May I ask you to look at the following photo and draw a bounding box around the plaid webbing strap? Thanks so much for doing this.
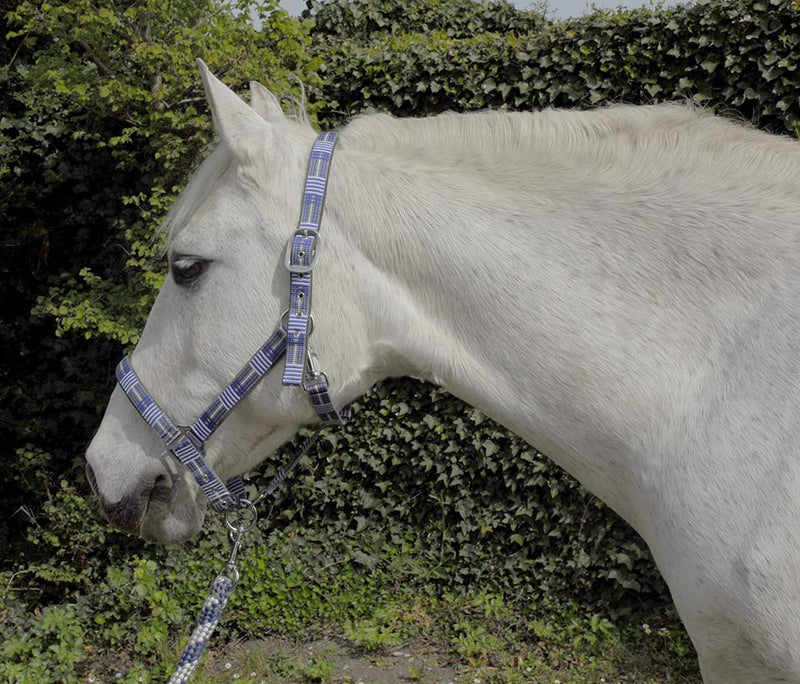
[116,326,289,511]
[283,131,338,386]
[307,380,352,425]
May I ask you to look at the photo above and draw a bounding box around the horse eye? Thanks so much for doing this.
[170,257,209,286]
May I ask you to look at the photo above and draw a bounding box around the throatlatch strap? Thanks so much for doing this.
[306,379,352,426]
[283,131,339,386]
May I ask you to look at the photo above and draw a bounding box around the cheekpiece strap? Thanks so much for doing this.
[191,326,288,441]
[283,131,339,386]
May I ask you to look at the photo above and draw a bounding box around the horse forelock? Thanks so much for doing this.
[161,145,234,250]
[162,92,315,250]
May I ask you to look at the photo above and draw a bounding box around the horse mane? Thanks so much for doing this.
[163,102,798,249]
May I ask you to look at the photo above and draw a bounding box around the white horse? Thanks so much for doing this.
[86,62,800,682]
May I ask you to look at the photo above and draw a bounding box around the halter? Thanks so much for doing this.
[115,132,351,512]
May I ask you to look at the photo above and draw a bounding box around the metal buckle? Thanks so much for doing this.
[302,371,329,392]
[284,228,321,275]
[224,500,258,535]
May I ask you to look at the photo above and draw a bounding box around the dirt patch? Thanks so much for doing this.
[208,636,470,683]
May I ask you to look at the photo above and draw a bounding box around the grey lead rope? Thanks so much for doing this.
[167,427,324,683]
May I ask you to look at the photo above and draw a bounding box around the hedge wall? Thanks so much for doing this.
[308,0,544,40]
[310,0,800,137]
[267,381,663,610]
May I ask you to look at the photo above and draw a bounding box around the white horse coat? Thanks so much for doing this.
[86,63,800,682]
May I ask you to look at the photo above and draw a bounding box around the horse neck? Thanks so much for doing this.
[328,116,653,525]
[329,109,798,531]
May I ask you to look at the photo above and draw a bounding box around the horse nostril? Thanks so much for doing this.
[88,467,169,534]
[150,473,172,504]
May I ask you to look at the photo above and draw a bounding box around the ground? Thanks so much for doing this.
[191,631,703,684]
[205,637,465,683]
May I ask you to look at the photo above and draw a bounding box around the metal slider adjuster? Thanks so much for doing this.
[167,425,204,452]
[279,309,314,336]
[285,228,321,274]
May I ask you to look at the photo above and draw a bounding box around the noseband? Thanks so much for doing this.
[115,132,350,512]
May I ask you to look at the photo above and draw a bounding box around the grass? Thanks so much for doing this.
[3,514,700,683]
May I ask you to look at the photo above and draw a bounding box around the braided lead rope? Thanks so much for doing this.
[168,574,235,684]
[167,426,324,683]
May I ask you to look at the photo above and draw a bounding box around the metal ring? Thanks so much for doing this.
[216,564,240,585]
[224,501,258,535]
[279,309,314,337]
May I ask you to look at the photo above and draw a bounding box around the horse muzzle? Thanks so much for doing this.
[85,461,169,533]
[86,458,204,543]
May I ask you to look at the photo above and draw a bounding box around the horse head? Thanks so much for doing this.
[85,63,377,542]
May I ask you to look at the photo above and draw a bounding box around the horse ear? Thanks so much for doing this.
[250,81,285,120]
[197,59,269,146]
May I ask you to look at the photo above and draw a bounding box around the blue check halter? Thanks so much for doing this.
[116,132,351,512]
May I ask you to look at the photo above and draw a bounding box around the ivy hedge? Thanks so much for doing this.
[273,381,663,606]
[307,0,544,40]
[309,0,800,137]
[3,0,800,677]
